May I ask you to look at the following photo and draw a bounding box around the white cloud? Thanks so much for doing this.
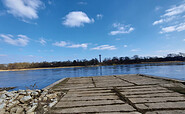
[96,14,103,19]
[52,41,67,47]
[77,2,87,5]
[155,6,162,11]
[3,0,43,19]
[109,23,134,35]
[0,34,29,46]
[131,49,140,52]
[62,11,94,27]
[91,45,117,50]
[67,43,88,49]
[183,39,185,41]
[53,41,88,49]
[123,45,128,48]
[163,4,185,17]
[39,38,46,45]
[153,3,185,33]
[153,16,176,25]
[160,23,185,33]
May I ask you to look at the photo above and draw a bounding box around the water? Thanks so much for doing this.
[0,62,185,90]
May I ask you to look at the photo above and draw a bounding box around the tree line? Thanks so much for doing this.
[0,53,185,70]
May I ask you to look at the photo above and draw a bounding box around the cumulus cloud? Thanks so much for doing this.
[155,6,162,11]
[3,0,43,19]
[153,3,185,33]
[160,23,185,33]
[109,23,134,35]
[52,41,67,47]
[96,14,103,19]
[163,3,185,17]
[39,38,47,45]
[153,16,176,25]
[0,34,29,46]
[67,43,88,49]
[123,45,128,48]
[77,2,87,5]
[131,49,140,52]
[53,41,88,49]
[91,45,117,50]
[62,11,94,27]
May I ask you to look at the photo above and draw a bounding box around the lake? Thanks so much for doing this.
[0,62,185,90]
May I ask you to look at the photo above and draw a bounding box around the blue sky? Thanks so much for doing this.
[0,0,185,63]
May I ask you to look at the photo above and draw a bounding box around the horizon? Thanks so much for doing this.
[0,0,185,64]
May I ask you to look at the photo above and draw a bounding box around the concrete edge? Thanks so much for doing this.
[43,78,67,90]
[138,74,185,83]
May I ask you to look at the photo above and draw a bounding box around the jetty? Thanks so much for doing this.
[48,74,185,114]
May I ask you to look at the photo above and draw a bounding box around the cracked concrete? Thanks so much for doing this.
[49,74,185,114]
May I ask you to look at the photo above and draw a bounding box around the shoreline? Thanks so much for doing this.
[0,61,184,72]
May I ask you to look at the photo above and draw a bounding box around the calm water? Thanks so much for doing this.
[0,62,185,90]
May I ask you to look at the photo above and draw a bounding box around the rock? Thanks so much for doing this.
[0,94,6,99]
[0,108,6,113]
[46,93,57,99]
[34,99,38,103]
[36,89,41,93]
[10,107,17,113]
[27,103,38,113]
[0,103,6,109]
[16,107,24,114]
[31,91,39,96]
[0,98,4,103]
[6,92,14,97]
[43,97,47,102]
[7,100,20,111]
[9,93,19,102]
[17,95,24,100]
[20,96,32,103]
[49,100,57,108]
[19,91,27,95]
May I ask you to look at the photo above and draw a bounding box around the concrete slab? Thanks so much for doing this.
[136,101,185,110]
[129,97,185,103]
[146,110,185,114]
[52,104,136,113]
[55,100,124,108]
[50,74,185,113]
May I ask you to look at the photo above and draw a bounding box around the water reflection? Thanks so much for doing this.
[0,62,185,90]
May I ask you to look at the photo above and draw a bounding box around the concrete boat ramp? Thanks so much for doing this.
[48,74,185,114]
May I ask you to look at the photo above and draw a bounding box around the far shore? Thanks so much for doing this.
[0,61,184,72]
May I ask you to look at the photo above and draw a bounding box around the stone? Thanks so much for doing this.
[0,94,6,99]
[27,104,38,113]
[9,93,19,102]
[10,107,17,113]
[19,91,27,95]
[53,104,136,113]
[43,97,48,102]
[5,92,14,97]
[17,95,24,100]
[0,103,6,109]
[7,101,20,111]
[16,107,24,114]
[0,109,6,114]
[20,96,32,103]
[49,100,58,108]
[0,98,4,103]
[46,93,57,99]
[31,91,39,96]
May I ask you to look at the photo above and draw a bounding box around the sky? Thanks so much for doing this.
[0,0,185,64]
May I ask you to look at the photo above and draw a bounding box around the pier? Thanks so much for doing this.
[48,74,185,114]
